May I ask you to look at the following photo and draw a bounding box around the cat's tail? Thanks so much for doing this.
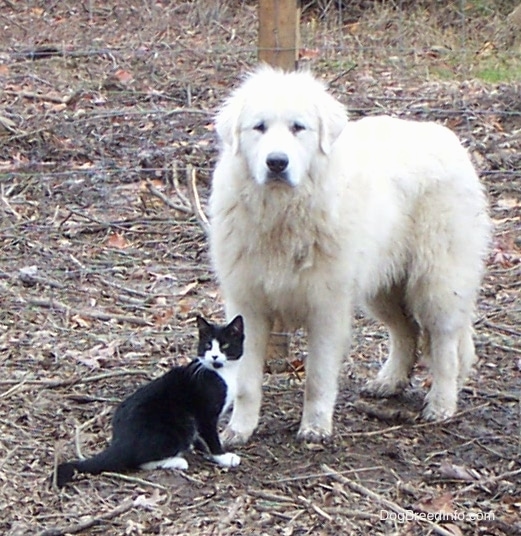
[55,445,132,487]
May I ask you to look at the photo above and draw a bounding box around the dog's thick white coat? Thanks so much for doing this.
[210,67,491,444]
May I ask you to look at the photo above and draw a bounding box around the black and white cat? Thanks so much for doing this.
[55,315,244,487]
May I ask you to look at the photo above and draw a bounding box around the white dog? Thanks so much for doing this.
[209,67,491,445]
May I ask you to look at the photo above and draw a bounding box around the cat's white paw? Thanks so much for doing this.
[141,456,188,471]
[212,452,241,468]
[162,456,189,471]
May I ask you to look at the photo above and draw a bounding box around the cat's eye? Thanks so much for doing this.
[205,342,212,350]
[221,343,230,350]
[253,121,266,133]
[291,122,306,134]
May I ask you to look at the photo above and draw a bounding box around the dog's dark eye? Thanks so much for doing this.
[291,122,306,134]
[253,121,266,133]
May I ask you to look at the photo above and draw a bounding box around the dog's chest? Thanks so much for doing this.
[252,200,335,269]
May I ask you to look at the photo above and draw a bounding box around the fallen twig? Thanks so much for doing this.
[322,463,456,536]
[0,377,29,399]
[0,369,148,388]
[4,89,67,104]
[26,297,152,326]
[74,407,112,459]
[18,268,65,289]
[262,465,383,485]
[486,341,521,354]
[186,164,210,236]
[145,179,193,215]
[38,499,134,536]
[218,496,245,530]
[454,467,521,497]
[298,494,333,522]
[103,471,169,489]
[462,386,519,402]
[171,160,190,207]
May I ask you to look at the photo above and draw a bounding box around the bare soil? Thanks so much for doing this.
[1,3,520,535]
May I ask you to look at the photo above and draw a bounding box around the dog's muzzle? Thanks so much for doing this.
[266,152,290,183]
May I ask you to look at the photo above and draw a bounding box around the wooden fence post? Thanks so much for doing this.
[258,0,301,71]
[258,1,300,366]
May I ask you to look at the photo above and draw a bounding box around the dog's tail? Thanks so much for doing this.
[55,445,132,487]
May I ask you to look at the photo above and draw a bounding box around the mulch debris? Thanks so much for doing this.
[1,2,520,535]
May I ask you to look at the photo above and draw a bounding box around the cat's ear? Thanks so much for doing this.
[227,315,244,337]
[196,315,212,334]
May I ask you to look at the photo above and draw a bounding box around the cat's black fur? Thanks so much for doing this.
[55,315,244,487]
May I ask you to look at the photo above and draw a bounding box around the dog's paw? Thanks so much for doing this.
[361,378,408,398]
[422,386,457,422]
[220,427,251,447]
[421,401,455,422]
[296,425,332,445]
[213,452,241,468]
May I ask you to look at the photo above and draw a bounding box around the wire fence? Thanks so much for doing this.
[0,1,520,207]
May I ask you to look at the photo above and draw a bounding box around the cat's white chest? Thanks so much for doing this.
[216,364,238,415]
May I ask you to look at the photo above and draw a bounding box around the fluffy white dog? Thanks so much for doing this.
[209,67,491,444]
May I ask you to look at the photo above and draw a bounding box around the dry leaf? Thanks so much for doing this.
[114,69,134,84]
[67,341,119,369]
[439,461,480,481]
[415,491,454,514]
[70,314,92,329]
[0,114,18,134]
[496,196,521,210]
[134,489,166,510]
[153,308,175,326]
[346,22,361,34]
[490,235,520,267]
[73,161,95,170]
[176,297,196,316]
[299,48,320,60]
[106,233,130,249]
[289,358,305,372]
[176,281,198,297]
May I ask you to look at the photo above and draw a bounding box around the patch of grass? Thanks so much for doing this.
[303,2,521,85]
[473,60,521,83]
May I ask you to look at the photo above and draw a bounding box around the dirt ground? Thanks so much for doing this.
[1,2,520,535]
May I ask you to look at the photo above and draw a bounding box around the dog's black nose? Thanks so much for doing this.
[266,152,289,173]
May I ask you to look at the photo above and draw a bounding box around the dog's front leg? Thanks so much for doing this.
[298,307,352,443]
[221,308,271,446]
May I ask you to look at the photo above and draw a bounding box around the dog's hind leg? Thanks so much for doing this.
[221,307,271,446]
[421,326,460,421]
[362,286,420,398]
[412,280,473,421]
[457,325,477,389]
[298,306,352,443]
[419,322,475,421]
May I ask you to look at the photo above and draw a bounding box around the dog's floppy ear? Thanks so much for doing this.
[318,95,348,154]
[215,96,243,155]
